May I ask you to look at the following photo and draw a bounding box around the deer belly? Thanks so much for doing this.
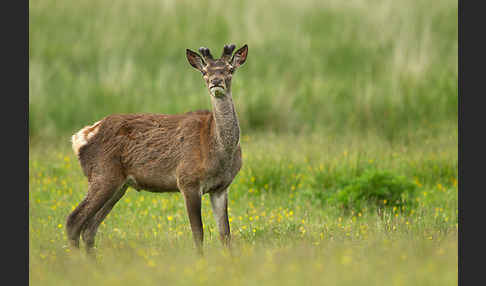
[126,172,179,193]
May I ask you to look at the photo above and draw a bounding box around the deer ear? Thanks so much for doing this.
[186,49,206,72]
[231,44,248,68]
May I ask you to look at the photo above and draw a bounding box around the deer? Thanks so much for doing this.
[66,44,248,255]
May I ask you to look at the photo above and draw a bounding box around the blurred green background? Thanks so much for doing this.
[29,0,457,142]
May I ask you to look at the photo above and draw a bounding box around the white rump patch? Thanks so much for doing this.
[71,120,101,156]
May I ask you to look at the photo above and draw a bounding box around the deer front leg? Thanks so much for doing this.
[210,189,231,248]
[181,187,204,255]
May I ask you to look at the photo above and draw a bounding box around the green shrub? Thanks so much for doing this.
[331,169,417,213]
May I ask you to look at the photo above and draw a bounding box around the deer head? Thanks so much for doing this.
[186,44,248,98]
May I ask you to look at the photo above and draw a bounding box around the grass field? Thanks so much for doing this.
[29,0,457,140]
[29,0,457,285]
[29,131,458,285]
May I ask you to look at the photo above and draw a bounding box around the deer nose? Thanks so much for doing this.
[211,78,223,87]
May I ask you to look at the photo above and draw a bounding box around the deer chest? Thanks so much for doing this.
[201,148,242,194]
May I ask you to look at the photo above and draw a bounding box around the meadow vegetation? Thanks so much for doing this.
[29,0,457,285]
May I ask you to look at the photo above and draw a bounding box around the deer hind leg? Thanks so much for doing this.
[210,189,231,248]
[65,172,125,250]
[81,183,128,252]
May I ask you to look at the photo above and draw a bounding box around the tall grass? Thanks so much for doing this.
[29,0,457,141]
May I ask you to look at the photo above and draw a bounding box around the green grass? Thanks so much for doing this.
[29,130,457,286]
[29,0,457,141]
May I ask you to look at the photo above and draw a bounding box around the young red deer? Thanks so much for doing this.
[66,44,248,254]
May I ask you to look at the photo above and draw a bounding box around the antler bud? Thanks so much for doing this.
[221,44,236,62]
[198,47,214,61]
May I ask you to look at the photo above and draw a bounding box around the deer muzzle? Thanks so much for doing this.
[210,86,226,98]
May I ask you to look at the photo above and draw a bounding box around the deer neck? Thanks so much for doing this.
[210,92,240,153]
